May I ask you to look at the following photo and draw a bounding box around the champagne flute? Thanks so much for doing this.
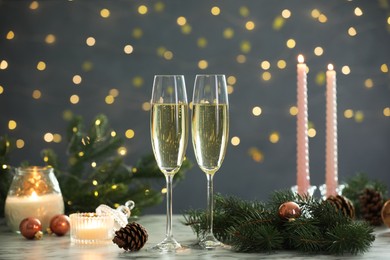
[150,75,189,252]
[192,74,229,249]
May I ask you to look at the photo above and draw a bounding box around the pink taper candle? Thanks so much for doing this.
[296,54,310,195]
[325,64,338,197]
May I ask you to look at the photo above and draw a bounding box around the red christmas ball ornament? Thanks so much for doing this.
[278,201,302,221]
[19,217,42,240]
[49,214,70,236]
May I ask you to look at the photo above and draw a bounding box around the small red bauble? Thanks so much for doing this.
[19,217,42,239]
[278,201,302,221]
[49,214,70,236]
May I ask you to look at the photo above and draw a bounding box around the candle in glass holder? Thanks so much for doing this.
[70,213,114,245]
[4,166,64,232]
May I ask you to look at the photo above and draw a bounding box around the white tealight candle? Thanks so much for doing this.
[70,213,114,245]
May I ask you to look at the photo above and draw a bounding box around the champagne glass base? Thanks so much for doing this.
[199,235,224,249]
[148,237,182,252]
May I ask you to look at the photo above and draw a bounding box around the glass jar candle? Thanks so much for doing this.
[70,213,114,245]
[4,166,64,232]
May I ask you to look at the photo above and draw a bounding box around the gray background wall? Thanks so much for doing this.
[0,0,389,214]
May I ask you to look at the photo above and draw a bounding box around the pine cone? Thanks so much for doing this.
[326,195,355,219]
[359,188,384,226]
[113,222,148,251]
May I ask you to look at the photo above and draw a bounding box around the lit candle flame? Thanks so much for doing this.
[297,54,304,63]
[328,64,334,70]
[30,191,38,200]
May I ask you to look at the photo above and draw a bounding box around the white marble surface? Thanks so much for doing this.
[0,215,389,260]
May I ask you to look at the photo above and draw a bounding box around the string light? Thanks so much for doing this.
[29,1,39,10]
[100,8,110,18]
[277,60,287,69]
[289,106,298,116]
[138,5,148,15]
[8,120,17,130]
[6,31,15,40]
[364,78,374,88]
[198,60,208,69]
[177,16,187,26]
[348,27,357,36]
[245,21,255,30]
[269,132,280,143]
[281,9,291,19]
[314,47,324,56]
[124,45,134,54]
[236,54,246,63]
[0,60,9,70]
[125,129,135,139]
[86,37,96,46]
[231,136,240,146]
[341,66,351,75]
[73,75,82,84]
[354,7,363,16]
[70,95,80,104]
[252,106,262,116]
[286,39,296,48]
[262,71,272,81]
[223,28,234,39]
[16,139,25,148]
[260,60,271,70]
[32,90,42,99]
[45,34,56,44]
[211,6,220,16]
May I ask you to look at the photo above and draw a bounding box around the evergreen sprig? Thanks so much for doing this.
[184,191,375,255]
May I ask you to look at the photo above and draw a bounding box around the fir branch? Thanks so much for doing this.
[184,191,376,255]
[325,222,375,255]
[229,224,283,252]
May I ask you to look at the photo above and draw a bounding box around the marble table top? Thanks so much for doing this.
[0,215,389,259]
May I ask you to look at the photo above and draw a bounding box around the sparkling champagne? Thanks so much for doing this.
[151,103,188,176]
[192,103,229,175]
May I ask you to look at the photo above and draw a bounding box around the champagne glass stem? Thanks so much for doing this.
[165,174,174,239]
[200,173,221,248]
[206,173,214,237]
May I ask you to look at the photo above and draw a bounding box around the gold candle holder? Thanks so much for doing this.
[70,213,114,245]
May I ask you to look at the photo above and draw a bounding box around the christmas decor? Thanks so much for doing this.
[4,166,64,232]
[184,191,375,255]
[19,217,43,240]
[70,212,115,245]
[49,214,70,236]
[278,201,301,221]
[113,222,148,251]
[342,173,388,223]
[20,114,191,215]
[359,188,384,226]
[381,199,390,228]
[326,195,355,219]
